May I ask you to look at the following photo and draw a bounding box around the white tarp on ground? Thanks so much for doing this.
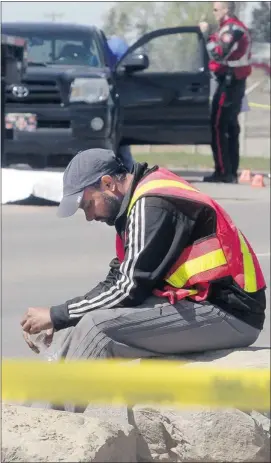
[1,168,64,204]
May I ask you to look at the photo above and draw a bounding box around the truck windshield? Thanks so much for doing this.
[2,30,102,67]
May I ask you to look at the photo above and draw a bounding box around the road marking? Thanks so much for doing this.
[249,102,271,110]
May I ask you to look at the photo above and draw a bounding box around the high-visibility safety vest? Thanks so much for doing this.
[207,16,252,80]
[116,168,265,303]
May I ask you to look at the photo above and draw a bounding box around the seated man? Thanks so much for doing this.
[22,149,266,368]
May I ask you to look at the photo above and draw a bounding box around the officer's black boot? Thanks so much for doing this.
[203,171,222,183]
[203,172,238,183]
[220,174,238,184]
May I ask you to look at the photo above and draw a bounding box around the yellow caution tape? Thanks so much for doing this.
[249,102,271,110]
[2,359,270,410]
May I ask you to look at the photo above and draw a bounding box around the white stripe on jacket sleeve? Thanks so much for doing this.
[68,197,146,318]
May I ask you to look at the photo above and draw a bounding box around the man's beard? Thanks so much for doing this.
[98,193,123,226]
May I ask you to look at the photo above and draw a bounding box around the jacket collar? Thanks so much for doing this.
[115,162,157,233]
[220,15,236,27]
[220,17,228,27]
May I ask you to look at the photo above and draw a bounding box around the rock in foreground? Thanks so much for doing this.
[133,406,270,462]
[2,402,270,462]
[2,404,137,462]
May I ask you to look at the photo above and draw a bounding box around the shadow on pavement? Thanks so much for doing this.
[6,196,59,207]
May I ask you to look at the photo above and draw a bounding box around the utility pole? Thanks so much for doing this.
[44,12,64,22]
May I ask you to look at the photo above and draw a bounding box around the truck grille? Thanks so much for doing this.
[6,79,62,104]
[37,120,70,129]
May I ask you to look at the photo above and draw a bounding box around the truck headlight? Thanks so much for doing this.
[69,78,109,104]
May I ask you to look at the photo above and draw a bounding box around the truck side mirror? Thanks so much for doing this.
[1,34,27,84]
[121,53,149,73]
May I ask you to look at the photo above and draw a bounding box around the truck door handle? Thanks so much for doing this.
[189,82,201,93]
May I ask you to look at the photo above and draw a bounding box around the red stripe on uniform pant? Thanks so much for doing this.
[215,92,227,174]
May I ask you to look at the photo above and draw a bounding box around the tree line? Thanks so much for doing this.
[102,1,270,44]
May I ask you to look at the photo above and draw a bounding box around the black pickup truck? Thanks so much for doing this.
[2,22,211,169]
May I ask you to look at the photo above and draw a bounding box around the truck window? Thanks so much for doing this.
[129,32,202,73]
[2,30,102,67]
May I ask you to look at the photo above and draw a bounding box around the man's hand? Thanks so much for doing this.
[21,307,53,334]
[199,21,209,34]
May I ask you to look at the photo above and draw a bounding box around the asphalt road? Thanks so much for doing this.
[2,180,270,358]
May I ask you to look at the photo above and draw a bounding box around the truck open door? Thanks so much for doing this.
[115,27,211,147]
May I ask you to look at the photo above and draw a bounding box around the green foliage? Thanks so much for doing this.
[102,1,158,40]
[251,1,271,43]
[102,1,214,69]
[102,1,213,41]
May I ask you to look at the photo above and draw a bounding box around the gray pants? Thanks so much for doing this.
[32,297,260,412]
[49,296,259,360]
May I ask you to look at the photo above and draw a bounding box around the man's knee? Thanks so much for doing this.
[72,312,97,338]
[66,311,111,359]
[75,309,114,333]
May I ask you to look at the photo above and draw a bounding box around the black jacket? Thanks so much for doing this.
[50,163,266,331]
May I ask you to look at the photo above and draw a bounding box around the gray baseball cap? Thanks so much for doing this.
[57,148,121,218]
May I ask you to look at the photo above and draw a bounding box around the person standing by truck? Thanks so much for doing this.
[107,35,135,172]
[199,1,252,184]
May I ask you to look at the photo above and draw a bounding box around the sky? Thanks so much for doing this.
[1,1,114,27]
[1,1,259,28]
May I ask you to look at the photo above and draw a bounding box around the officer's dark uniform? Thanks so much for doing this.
[204,15,252,183]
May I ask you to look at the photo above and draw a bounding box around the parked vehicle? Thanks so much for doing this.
[2,22,211,169]
[1,32,27,163]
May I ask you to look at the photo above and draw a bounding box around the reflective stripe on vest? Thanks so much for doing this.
[127,174,265,295]
[227,56,251,67]
[165,237,227,288]
[216,22,252,68]
[238,230,257,292]
[226,23,251,67]
[128,179,197,216]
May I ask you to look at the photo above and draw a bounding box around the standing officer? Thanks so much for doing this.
[199,2,252,183]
